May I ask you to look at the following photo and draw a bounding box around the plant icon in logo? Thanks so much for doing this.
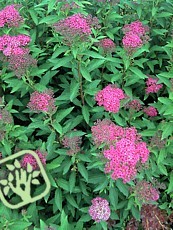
[0,150,50,209]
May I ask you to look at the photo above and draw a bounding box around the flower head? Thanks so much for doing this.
[21,150,47,170]
[28,90,56,113]
[122,32,143,49]
[145,77,163,94]
[143,106,158,117]
[89,197,111,222]
[125,99,142,111]
[98,38,115,53]
[62,130,82,155]
[53,13,100,45]
[95,84,125,113]
[134,180,159,204]
[0,4,23,28]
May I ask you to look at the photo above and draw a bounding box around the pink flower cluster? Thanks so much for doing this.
[99,38,115,53]
[89,197,111,222]
[62,131,82,155]
[21,150,47,170]
[91,119,124,146]
[125,99,142,111]
[134,180,159,204]
[0,4,23,28]
[0,34,30,56]
[28,90,56,113]
[91,120,150,183]
[145,77,163,94]
[54,13,100,44]
[95,84,125,113]
[122,21,149,51]
[143,106,158,117]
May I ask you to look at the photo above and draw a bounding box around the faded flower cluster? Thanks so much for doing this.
[89,197,111,222]
[145,77,163,94]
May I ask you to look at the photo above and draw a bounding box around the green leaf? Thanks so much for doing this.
[29,9,38,25]
[69,171,76,193]
[109,187,118,209]
[46,156,65,170]
[78,162,88,182]
[51,56,73,70]
[158,163,168,176]
[70,80,80,102]
[167,172,173,194]
[80,65,92,82]
[131,205,140,221]
[116,179,129,197]
[82,105,90,124]
[56,107,74,123]
[66,194,79,208]
[52,46,69,59]
[55,188,62,211]
[47,132,56,154]
[130,67,147,79]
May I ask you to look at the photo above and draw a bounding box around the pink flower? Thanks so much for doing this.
[53,13,100,45]
[99,38,115,53]
[91,119,124,146]
[89,197,111,222]
[143,106,158,117]
[123,21,147,36]
[134,180,159,203]
[62,130,82,155]
[95,85,125,113]
[122,32,143,49]
[28,90,56,113]
[145,77,163,94]
[21,150,47,170]
[0,4,23,28]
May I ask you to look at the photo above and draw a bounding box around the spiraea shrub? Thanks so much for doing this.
[0,0,173,229]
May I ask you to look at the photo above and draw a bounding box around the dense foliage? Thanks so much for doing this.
[0,0,173,229]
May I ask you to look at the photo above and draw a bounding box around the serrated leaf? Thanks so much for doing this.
[56,107,74,123]
[167,172,173,194]
[66,194,79,208]
[109,187,118,209]
[32,179,40,185]
[55,188,62,211]
[69,171,76,193]
[80,65,91,82]
[82,105,90,124]
[116,179,129,197]
[78,162,88,182]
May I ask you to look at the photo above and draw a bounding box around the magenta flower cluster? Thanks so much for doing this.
[89,197,111,222]
[134,180,159,204]
[0,34,30,56]
[54,13,100,44]
[122,21,149,51]
[143,106,158,117]
[145,77,163,94]
[0,4,23,28]
[27,90,56,113]
[99,38,115,53]
[21,150,47,170]
[95,84,125,113]
[92,120,150,183]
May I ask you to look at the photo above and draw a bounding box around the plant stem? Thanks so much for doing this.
[77,61,85,105]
